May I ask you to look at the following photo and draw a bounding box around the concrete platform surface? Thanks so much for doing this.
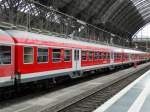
[94,64,150,112]
[0,62,150,112]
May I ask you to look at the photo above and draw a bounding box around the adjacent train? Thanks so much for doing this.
[0,29,149,87]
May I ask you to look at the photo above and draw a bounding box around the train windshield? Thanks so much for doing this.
[0,46,11,65]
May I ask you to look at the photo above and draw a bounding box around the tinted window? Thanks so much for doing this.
[0,46,11,64]
[52,49,61,62]
[88,51,93,60]
[94,52,99,60]
[117,53,120,58]
[104,52,107,59]
[82,51,87,61]
[37,48,48,63]
[99,52,103,59]
[64,50,71,62]
[24,47,33,64]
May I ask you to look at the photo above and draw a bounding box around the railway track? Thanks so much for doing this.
[41,64,150,112]
[0,65,118,102]
[0,62,149,112]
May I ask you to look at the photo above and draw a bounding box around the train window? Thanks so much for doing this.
[82,51,87,61]
[74,50,79,61]
[114,53,117,59]
[24,47,33,64]
[125,54,127,59]
[0,46,11,65]
[117,53,119,59]
[126,54,128,59]
[37,48,48,63]
[64,50,71,62]
[94,52,99,60]
[52,49,61,62]
[99,52,103,59]
[119,53,121,58]
[104,52,107,59]
[88,51,93,61]
[120,53,122,59]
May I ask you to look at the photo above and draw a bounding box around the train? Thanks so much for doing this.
[0,29,149,88]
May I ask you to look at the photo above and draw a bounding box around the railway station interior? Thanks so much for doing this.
[1,0,150,112]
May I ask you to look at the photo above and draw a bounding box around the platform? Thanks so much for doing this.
[0,62,150,112]
[94,67,150,112]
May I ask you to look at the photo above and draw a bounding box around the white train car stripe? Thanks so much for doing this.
[0,76,12,82]
[0,76,14,87]
[20,62,123,80]
[20,59,145,81]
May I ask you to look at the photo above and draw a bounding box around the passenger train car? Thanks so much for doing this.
[0,29,149,87]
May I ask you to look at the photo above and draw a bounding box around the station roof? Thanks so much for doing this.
[35,0,150,38]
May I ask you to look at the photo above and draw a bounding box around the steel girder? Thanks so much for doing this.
[77,0,108,22]
[31,0,150,38]
[53,0,73,8]
[110,2,137,31]
[89,0,116,24]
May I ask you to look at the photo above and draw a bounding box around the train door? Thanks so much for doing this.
[73,49,81,71]
[110,51,114,64]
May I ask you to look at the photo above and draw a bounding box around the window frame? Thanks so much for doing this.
[64,49,72,62]
[103,52,107,60]
[81,50,87,61]
[23,46,34,64]
[88,51,93,61]
[52,48,62,63]
[99,52,103,60]
[0,45,12,65]
[37,47,49,64]
[117,53,120,59]
[94,51,99,60]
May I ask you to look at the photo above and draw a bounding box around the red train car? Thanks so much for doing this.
[0,29,149,87]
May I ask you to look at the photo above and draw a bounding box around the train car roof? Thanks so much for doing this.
[0,29,14,45]
[124,48,146,54]
[7,30,114,50]
[6,30,147,54]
